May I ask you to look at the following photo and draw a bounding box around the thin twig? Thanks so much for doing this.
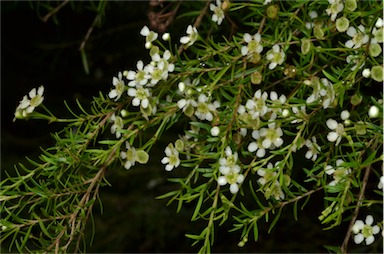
[79,13,101,51]
[40,0,70,23]
[340,165,372,253]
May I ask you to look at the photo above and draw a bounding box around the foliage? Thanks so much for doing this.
[1,0,383,253]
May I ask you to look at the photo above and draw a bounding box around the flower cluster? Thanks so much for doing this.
[324,159,351,186]
[120,142,149,170]
[256,162,287,200]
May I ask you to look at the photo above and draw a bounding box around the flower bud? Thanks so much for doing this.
[368,105,380,118]
[336,17,349,32]
[266,5,278,19]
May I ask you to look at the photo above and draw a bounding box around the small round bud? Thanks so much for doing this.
[175,139,184,151]
[282,109,290,118]
[368,105,380,118]
[362,68,371,78]
[145,42,152,49]
[162,33,170,41]
[251,71,262,85]
[178,82,186,92]
[211,126,220,136]
[120,109,129,118]
[340,110,350,120]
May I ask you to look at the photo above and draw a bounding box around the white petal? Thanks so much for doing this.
[29,88,37,98]
[248,142,258,152]
[218,176,227,186]
[140,26,149,36]
[256,148,266,158]
[243,33,251,42]
[127,88,136,97]
[262,139,272,149]
[326,119,338,130]
[365,236,374,245]
[161,157,169,164]
[109,90,117,99]
[365,215,374,225]
[229,183,239,194]
[180,36,190,44]
[165,164,174,171]
[327,132,338,142]
[354,234,364,244]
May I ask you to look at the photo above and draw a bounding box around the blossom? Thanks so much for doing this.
[126,60,150,87]
[194,94,220,121]
[305,77,335,109]
[218,170,244,194]
[127,86,151,108]
[245,89,269,119]
[180,25,198,47]
[161,143,180,171]
[304,136,320,161]
[110,113,124,138]
[259,122,284,149]
[108,72,125,101]
[140,25,158,49]
[266,44,285,70]
[345,25,369,49]
[241,33,263,56]
[326,118,345,146]
[210,0,225,25]
[352,215,381,245]
[120,142,138,170]
[325,159,351,186]
[14,86,44,121]
[217,147,244,194]
[325,0,344,22]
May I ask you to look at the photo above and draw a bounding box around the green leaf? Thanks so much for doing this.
[191,192,204,221]
[268,207,282,234]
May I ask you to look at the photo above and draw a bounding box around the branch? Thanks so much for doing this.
[40,0,70,23]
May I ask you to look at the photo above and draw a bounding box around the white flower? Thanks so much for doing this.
[345,25,369,49]
[127,86,151,108]
[140,26,158,49]
[108,72,125,101]
[241,33,263,56]
[126,60,150,87]
[266,44,285,70]
[325,159,351,186]
[326,118,345,146]
[180,25,198,47]
[340,110,350,120]
[259,122,284,149]
[210,0,225,25]
[194,94,220,121]
[218,171,244,194]
[305,77,335,109]
[352,215,380,245]
[325,0,344,22]
[161,144,180,171]
[245,89,268,118]
[305,136,320,161]
[110,113,124,138]
[14,86,44,121]
[120,142,137,170]
[218,147,244,194]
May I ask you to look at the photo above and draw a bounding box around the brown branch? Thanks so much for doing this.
[40,0,70,23]
[340,165,372,253]
[79,13,101,51]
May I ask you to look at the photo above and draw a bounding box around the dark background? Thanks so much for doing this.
[1,1,383,253]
